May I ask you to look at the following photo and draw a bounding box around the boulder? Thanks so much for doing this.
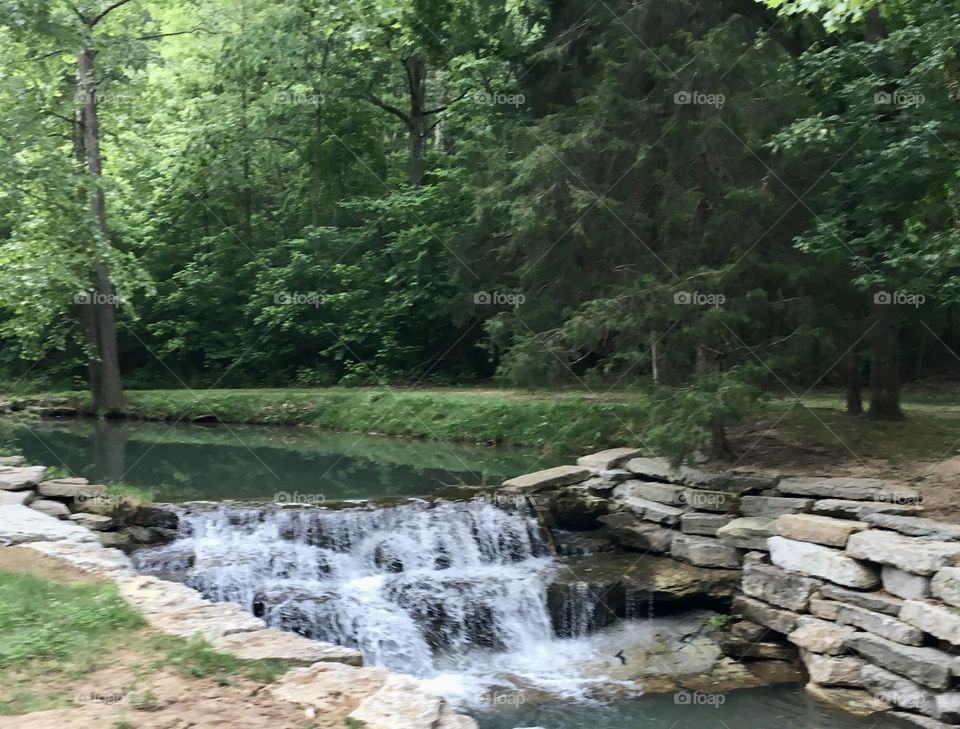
[844,634,955,690]
[732,595,800,635]
[768,536,880,589]
[29,499,71,519]
[117,574,210,614]
[813,499,923,519]
[0,465,47,491]
[0,455,25,466]
[680,512,733,536]
[98,531,135,552]
[576,448,641,470]
[900,600,960,645]
[0,504,96,545]
[883,566,932,600]
[774,513,868,547]
[777,477,918,502]
[742,561,821,612]
[130,504,180,529]
[597,513,674,553]
[717,517,773,549]
[611,486,685,525]
[832,602,923,646]
[818,583,903,617]
[623,457,680,482]
[740,495,813,519]
[211,629,363,666]
[349,673,450,729]
[859,664,938,716]
[931,567,960,607]
[804,683,889,717]
[846,530,960,576]
[731,620,766,642]
[671,534,741,569]
[787,616,856,655]
[502,465,593,492]
[861,513,960,541]
[801,651,864,686]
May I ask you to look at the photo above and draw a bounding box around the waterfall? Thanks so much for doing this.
[134,499,564,676]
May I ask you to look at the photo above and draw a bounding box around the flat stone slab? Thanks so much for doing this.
[117,574,210,614]
[862,513,960,541]
[36,479,106,501]
[616,480,685,505]
[682,487,738,513]
[0,490,33,506]
[732,595,799,635]
[29,499,71,519]
[502,465,593,492]
[680,511,732,536]
[768,536,880,589]
[576,448,641,470]
[860,664,937,716]
[900,600,960,645]
[67,512,114,531]
[598,513,674,553]
[740,495,813,518]
[832,602,923,645]
[931,566,960,606]
[846,530,960,576]
[742,561,821,612]
[19,540,133,577]
[720,637,797,660]
[819,583,902,617]
[774,513,868,547]
[0,456,25,466]
[0,465,47,491]
[144,601,266,640]
[717,517,773,549]
[883,566,931,600]
[671,533,741,569]
[211,629,362,666]
[801,651,863,687]
[271,662,390,716]
[349,672,446,729]
[813,499,923,519]
[788,616,855,655]
[0,504,96,545]
[612,486,685,525]
[778,476,918,502]
[845,633,955,690]
[804,682,889,717]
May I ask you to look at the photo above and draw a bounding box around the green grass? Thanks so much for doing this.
[5,385,960,463]
[0,570,290,716]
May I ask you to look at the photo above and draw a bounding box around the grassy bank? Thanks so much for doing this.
[5,386,960,463]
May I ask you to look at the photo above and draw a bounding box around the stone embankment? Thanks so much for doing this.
[0,459,477,729]
[507,448,959,727]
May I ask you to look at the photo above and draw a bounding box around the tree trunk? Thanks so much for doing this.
[650,331,667,385]
[696,342,734,460]
[404,56,427,187]
[842,319,864,415]
[78,47,126,415]
[868,299,903,420]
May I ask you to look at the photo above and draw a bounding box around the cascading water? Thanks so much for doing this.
[134,498,655,705]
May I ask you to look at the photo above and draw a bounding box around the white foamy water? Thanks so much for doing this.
[134,499,664,707]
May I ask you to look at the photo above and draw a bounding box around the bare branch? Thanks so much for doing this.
[360,94,410,125]
[90,0,137,27]
[423,90,470,116]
